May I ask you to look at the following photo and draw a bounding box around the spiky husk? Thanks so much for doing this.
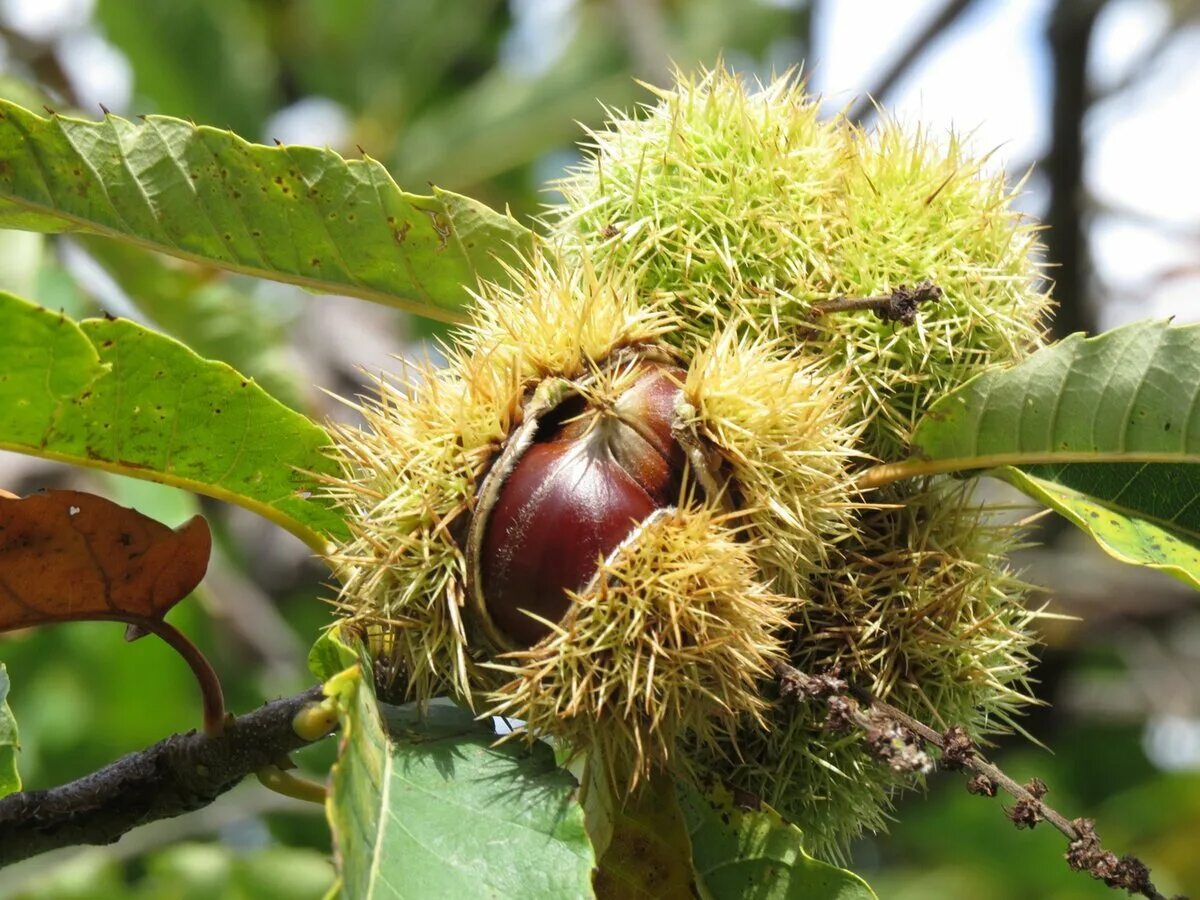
[326,253,671,703]
[700,482,1039,858]
[680,326,863,594]
[486,504,792,790]
[328,251,862,780]
[548,66,1050,457]
[327,64,1051,856]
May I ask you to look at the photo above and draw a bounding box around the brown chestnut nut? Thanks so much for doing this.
[468,362,686,648]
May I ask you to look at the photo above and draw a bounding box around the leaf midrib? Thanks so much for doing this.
[0,441,331,552]
[858,450,1200,490]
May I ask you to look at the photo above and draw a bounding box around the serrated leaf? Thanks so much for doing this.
[328,674,595,900]
[679,783,877,900]
[0,100,531,321]
[0,664,18,799]
[0,290,345,550]
[864,320,1200,590]
[79,236,304,408]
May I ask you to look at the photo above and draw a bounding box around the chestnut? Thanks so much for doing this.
[467,362,686,648]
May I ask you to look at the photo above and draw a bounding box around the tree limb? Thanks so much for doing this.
[0,686,328,866]
[771,660,1184,900]
[1044,0,1106,339]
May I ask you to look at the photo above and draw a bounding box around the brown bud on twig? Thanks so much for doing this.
[1066,819,1160,895]
[808,280,943,326]
[941,725,975,770]
[767,660,1181,900]
[823,695,856,733]
[966,773,999,797]
[1024,777,1049,800]
[1007,797,1044,830]
[865,718,932,775]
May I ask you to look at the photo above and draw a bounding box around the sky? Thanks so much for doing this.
[813,0,1200,328]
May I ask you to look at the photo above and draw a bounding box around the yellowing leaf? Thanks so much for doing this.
[593,772,695,898]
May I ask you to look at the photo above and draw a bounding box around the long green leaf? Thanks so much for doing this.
[79,236,304,407]
[0,291,344,550]
[997,466,1200,590]
[328,671,595,899]
[0,664,18,799]
[679,782,877,899]
[861,320,1200,589]
[0,100,530,322]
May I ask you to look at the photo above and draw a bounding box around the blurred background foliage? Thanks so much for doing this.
[0,0,1197,897]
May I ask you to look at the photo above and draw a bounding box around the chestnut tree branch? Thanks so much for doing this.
[770,660,1184,900]
[0,685,328,866]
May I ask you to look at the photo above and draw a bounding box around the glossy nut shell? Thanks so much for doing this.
[467,361,686,648]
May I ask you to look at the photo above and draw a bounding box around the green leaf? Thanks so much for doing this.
[0,100,531,322]
[307,625,358,683]
[0,290,345,550]
[679,782,877,900]
[0,664,18,799]
[79,236,304,408]
[328,671,595,900]
[863,320,1200,590]
[593,772,696,899]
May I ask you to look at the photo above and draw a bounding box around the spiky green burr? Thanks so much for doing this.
[327,249,860,788]
[328,64,1051,855]
[700,482,1039,857]
[548,67,1050,459]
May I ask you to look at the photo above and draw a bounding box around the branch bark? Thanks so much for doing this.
[0,686,327,866]
[1044,0,1106,339]
[770,660,1183,900]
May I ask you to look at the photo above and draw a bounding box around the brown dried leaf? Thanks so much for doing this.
[0,489,211,631]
